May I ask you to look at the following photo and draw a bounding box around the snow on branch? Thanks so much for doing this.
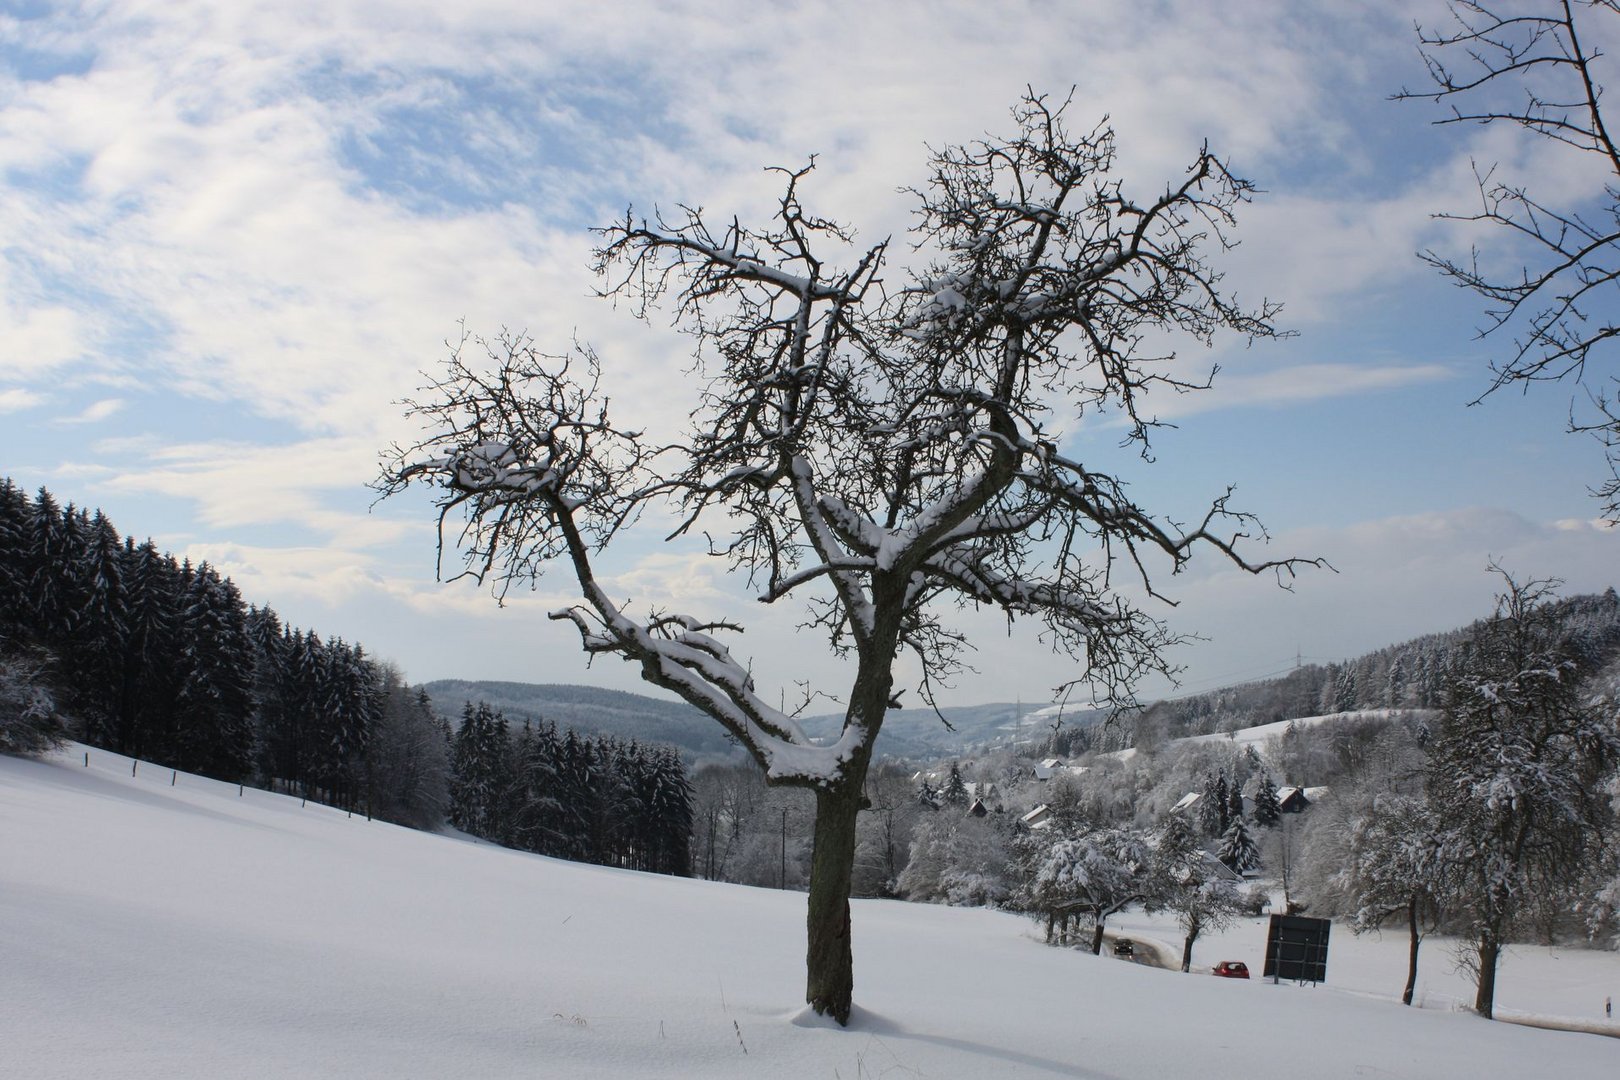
[382,88,1322,783]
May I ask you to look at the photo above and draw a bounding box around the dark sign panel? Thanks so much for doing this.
[1263,914,1330,983]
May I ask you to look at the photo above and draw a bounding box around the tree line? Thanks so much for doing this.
[0,478,694,875]
[1117,587,1620,749]
[0,478,402,808]
[448,701,693,876]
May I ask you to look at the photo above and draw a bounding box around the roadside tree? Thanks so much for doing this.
[1155,811,1244,972]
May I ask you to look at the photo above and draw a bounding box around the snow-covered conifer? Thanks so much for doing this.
[1216,816,1259,875]
[1252,774,1281,828]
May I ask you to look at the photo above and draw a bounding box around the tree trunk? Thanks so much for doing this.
[1181,933,1196,973]
[1090,919,1105,956]
[1474,933,1500,1019]
[805,780,864,1025]
[1402,897,1420,1007]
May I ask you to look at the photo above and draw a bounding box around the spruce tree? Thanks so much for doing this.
[68,510,129,742]
[0,479,30,634]
[117,539,182,759]
[1252,774,1281,828]
[649,745,694,876]
[448,701,480,831]
[1217,816,1259,875]
[25,489,70,642]
[171,563,255,781]
[1198,772,1223,837]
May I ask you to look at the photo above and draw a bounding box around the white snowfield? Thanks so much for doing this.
[4,746,1616,1079]
[1180,708,1425,751]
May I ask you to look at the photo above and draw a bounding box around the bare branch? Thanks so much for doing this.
[1402,1,1620,521]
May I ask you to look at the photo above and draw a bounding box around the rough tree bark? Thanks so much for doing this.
[1474,933,1502,1019]
[806,777,866,1023]
[1403,898,1421,1007]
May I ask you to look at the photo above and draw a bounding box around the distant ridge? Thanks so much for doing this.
[421,680,742,764]
[420,680,1107,764]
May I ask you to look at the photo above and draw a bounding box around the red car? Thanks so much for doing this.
[1212,961,1250,979]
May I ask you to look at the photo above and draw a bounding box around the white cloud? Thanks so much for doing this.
[0,387,45,413]
[92,435,408,549]
[54,397,124,424]
[1143,506,1620,699]
[1143,361,1457,421]
[11,0,1615,703]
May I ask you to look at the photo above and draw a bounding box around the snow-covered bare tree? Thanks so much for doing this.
[378,92,1314,1024]
[1428,568,1619,1018]
[1023,825,1154,954]
[1402,1,1620,520]
[1155,811,1243,972]
[897,810,1011,907]
[1337,793,1443,1006]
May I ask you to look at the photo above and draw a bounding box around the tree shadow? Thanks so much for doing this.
[792,1004,1128,1079]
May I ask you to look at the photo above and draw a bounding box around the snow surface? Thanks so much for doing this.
[5,746,1618,1079]
[1180,709,1418,752]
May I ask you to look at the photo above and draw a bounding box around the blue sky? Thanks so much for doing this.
[3,0,1617,709]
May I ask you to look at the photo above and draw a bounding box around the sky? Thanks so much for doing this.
[3,0,1618,711]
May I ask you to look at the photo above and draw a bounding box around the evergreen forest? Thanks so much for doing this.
[0,477,692,874]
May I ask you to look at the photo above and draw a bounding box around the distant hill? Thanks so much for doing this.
[420,680,1105,764]
[424,590,1620,765]
[1116,587,1620,751]
[421,681,743,764]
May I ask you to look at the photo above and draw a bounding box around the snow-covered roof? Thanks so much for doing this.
[1171,792,1202,813]
[1200,852,1244,882]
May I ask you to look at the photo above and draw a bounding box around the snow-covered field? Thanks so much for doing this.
[1181,708,1420,752]
[5,746,1617,1079]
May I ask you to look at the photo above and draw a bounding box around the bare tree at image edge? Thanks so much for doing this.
[378,93,1321,1026]
[1400,0,1620,520]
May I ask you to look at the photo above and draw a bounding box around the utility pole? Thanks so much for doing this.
[780,807,788,889]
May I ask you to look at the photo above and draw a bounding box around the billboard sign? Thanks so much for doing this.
[1263,914,1330,983]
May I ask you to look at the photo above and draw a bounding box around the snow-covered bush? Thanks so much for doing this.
[0,642,67,756]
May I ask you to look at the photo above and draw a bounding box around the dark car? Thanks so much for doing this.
[1112,939,1135,958]
[1212,961,1250,979]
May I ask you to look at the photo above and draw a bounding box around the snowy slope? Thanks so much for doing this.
[4,746,1616,1079]
[1180,708,1426,752]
